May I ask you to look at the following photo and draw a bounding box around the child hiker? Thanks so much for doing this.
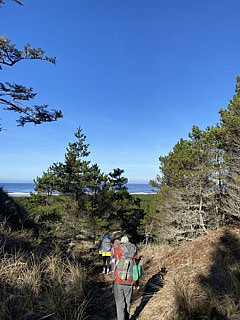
[99,235,112,274]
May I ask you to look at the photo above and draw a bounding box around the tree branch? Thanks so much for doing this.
[0,97,62,126]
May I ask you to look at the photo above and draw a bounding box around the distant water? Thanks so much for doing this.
[0,182,157,195]
[127,183,157,194]
[0,183,36,194]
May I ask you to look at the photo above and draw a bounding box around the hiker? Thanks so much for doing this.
[99,235,112,274]
[111,239,121,277]
[113,236,137,320]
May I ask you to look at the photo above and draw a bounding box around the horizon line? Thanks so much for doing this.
[0,180,151,184]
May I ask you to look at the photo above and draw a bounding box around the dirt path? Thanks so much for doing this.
[86,255,147,320]
[79,246,154,320]
[87,258,117,320]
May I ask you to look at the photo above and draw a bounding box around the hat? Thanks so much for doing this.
[121,236,129,243]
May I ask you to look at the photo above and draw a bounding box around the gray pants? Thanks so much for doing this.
[113,282,133,320]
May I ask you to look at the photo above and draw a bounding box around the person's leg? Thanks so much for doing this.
[106,256,110,274]
[110,257,115,276]
[102,256,107,273]
[123,285,133,319]
[113,283,125,320]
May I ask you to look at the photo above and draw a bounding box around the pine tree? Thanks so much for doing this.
[153,125,223,242]
[218,76,240,222]
[34,170,60,196]
[0,1,62,130]
[35,129,146,240]
[50,128,91,210]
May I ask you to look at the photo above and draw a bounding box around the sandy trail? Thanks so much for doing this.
[86,254,145,320]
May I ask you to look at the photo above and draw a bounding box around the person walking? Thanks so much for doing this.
[110,239,120,278]
[113,236,137,320]
[99,235,112,274]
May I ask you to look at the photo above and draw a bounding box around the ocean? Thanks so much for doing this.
[0,182,157,195]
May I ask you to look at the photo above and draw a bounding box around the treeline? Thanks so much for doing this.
[15,77,240,246]
[28,128,145,241]
[149,76,240,243]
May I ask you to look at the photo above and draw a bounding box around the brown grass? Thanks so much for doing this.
[131,225,240,320]
[0,250,89,320]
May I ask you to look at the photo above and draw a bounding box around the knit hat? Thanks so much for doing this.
[121,236,129,243]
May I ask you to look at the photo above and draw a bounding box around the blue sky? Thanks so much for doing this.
[1,0,240,183]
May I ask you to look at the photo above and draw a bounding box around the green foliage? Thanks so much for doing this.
[217,76,240,222]
[34,128,146,241]
[0,4,62,130]
[34,170,60,196]
[18,193,62,224]
[135,194,161,243]
[109,168,128,190]
[159,138,196,188]
[47,127,91,208]
[152,76,240,243]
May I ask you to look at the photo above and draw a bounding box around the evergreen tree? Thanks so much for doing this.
[107,168,145,239]
[35,129,146,240]
[84,164,113,237]
[152,125,224,242]
[34,170,59,196]
[0,1,62,130]
[158,137,196,188]
[109,168,128,191]
[138,195,160,244]
[218,76,240,222]
[50,128,91,211]
[152,76,240,243]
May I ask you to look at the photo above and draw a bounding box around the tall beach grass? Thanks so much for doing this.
[0,250,88,320]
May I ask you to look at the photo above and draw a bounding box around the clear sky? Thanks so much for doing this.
[1,0,240,183]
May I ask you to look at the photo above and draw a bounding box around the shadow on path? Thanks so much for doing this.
[130,267,167,320]
[198,229,240,319]
[87,259,117,320]
[173,229,240,320]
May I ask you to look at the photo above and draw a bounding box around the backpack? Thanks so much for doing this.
[101,238,111,252]
[117,242,136,281]
[133,263,142,281]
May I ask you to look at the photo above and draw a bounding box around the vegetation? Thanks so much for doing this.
[5,75,239,319]
[2,2,240,319]
[150,76,240,244]
[0,191,89,320]
[0,0,62,131]
[131,227,240,320]
[33,127,146,241]
[0,250,88,320]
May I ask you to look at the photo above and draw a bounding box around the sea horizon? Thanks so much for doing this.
[0,182,157,195]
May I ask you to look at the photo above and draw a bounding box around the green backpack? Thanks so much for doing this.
[133,263,142,281]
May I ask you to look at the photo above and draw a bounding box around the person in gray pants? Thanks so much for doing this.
[113,283,133,320]
[113,236,137,320]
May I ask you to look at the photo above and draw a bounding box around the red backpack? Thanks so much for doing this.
[114,242,136,284]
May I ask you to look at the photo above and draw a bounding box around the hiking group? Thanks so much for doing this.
[99,235,142,320]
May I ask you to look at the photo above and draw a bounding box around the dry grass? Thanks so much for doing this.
[0,250,89,320]
[132,225,240,320]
